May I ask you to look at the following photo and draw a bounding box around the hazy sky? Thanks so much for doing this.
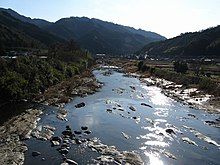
[0,0,219,38]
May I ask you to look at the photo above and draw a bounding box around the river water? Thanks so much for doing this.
[24,67,220,165]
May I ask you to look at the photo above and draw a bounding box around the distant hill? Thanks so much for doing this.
[0,8,166,55]
[44,17,166,54]
[137,26,220,59]
[0,8,52,28]
[0,11,64,49]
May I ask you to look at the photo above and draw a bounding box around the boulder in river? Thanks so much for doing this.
[74,131,82,135]
[165,128,176,134]
[51,140,60,146]
[204,120,220,128]
[141,103,153,108]
[106,109,113,113]
[129,86,136,90]
[61,163,69,165]
[84,130,92,135]
[188,114,196,118]
[129,106,136,111]
[32,151,41,157]
[75,102,86,108]
[31,124,55,141]
[62,130,72,136]
[51,136,62,143]
[121,132,130,139]
[58,148,69,155]
[182,137,198,146]
[66,159,78,165]
[81,126,88,130]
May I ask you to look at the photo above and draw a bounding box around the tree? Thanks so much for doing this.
[137,61,144,71]
[173,61,188,74]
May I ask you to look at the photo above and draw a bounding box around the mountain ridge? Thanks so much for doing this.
[137,25,220,59]
[0,8,166,55]
[0,10,65,49]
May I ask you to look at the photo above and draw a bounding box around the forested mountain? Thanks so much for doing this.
[0,8,52,28]
[0,11,64,49]
[44,17,166,54]
[0,8,166,55]
[137,26,220,59]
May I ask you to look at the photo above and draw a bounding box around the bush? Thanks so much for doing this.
[198,77,218,95]
[173,61,188,73]
[137,61,144,71]
[0,54,92,101]
[0,71,28,100]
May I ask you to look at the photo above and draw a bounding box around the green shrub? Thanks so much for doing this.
[173,61,188,74]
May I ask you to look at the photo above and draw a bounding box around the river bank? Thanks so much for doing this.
[34,69,102,108]
[0,68,101,165]
[107,59,220,113]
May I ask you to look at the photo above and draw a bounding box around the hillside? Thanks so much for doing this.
[0,11,64,50]
[0,8,52,28]
[44,17,166,54]
[137,26,220,59]
[0,8,166,55]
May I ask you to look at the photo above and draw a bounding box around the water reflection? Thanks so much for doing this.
[142,86,172,106]
[144,151,164,165]
[145,140,169,147]
[154,107,169,117]
[77,115,99,128]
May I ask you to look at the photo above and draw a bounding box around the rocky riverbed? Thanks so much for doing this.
[0,65,220,165]
[141,77,220,113]
[34,70,102,108]
[0,69,101,165]
[0,109,42,165]
[110,59,220,113]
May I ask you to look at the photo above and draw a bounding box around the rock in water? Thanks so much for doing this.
[51,140,60,146]
[51,136,62,143]
[182,137,198,146]
[129,106,136,111]
[32,151,41,157]
[62,130,72,136]
[141,103,153,108]
[81,126,88,130]
[74,131,82,135]
[129,86,136,90]
[58,148,69,155]
[165,128,175,134]
[75,102,85,108]
[60,163,69,165]
[121,132,130,139]
[66,159,78,165]
[163,151,177,160]
[84,130,92,135]
[106,109,113,113]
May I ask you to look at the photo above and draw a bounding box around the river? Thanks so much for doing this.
[24,66,220,165]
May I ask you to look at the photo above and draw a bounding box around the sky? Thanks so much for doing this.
[0,0,219,38]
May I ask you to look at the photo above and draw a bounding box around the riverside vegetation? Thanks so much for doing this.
[137,60,220,97]
[0,41,94,102]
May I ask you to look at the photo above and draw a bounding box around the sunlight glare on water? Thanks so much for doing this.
[142,86,172,106]
[144,151,164,165]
